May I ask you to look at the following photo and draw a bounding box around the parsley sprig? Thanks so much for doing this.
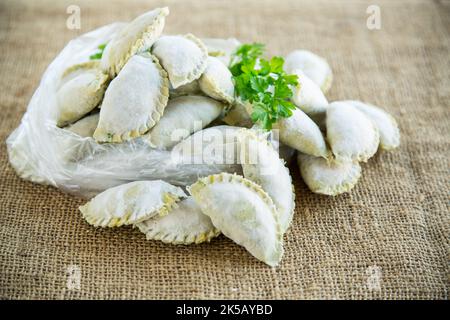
[229,43,298,130]
[89,43,107,60]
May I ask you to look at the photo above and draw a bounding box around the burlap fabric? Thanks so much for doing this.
[0,0,448,299]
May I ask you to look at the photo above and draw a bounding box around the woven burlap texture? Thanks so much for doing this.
[0,0,449,299]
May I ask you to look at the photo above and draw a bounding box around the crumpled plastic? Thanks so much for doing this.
[6,23,241,199]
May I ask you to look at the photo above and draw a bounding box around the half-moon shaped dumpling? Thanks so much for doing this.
[94,53,169,143]
[284,50,333,93]
[273,108,329,159]
[238,129,295,233]
[136,197,220,245]
[199,56,234,103]
[56,61,109,127]
[169,80,201,97]
[100,7,169,77]
[66,113,99,138]
[326,101,379,162]
[297,153,361,196]
[152,34,208,89]
[344,100,400,151]
[188,173,283,266]
[222,100,253,128]
[147,95,223,149]
[79,180,186,227]
[201,37,241,66]
[291,69,329,117]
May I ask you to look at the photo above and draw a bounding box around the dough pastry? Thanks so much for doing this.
[152,34,208,88]
[100,7,169,76]
[326,101,379,162]
[79,180,186,227]
[297,153,361,196]
[94,53,169,143]
[238,129,295,232]
[188,173,283,266]
[136,197,220,245]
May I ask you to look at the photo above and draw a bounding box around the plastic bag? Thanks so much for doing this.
[6,23,240,199]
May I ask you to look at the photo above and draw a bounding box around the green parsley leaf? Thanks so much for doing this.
[250,76,269,92]
[269,56,284,73]
[231,43,264,65]
[229,43,299,130]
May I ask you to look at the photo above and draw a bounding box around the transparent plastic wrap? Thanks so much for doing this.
[6,23,241,199]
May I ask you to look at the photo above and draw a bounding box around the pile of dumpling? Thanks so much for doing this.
[56,7,400,266]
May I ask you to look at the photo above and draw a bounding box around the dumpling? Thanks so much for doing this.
[343,100,400,151]
[79,180,186,227]
[273,108,329,159]
[152,34,208,88]
[326,101,379,162]
[201,37,241,66]
[56,61,108,127]
[136,197,220,245]
[94,53,169,143]
[188,173,283,266]
[169,80,201,97]
[66,113,99,138]
[100,7,169,77]
[147,95,223,149]
[238,129,295,233]
[284,50,333,93]
[297,153,361,196]
[199,56,234,104]
[290,69,329,117]
[222,100,253,128]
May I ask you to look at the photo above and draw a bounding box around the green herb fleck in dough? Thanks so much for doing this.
[89,43,107,60]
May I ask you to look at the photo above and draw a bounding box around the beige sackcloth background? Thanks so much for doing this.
[0,0,449,299]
